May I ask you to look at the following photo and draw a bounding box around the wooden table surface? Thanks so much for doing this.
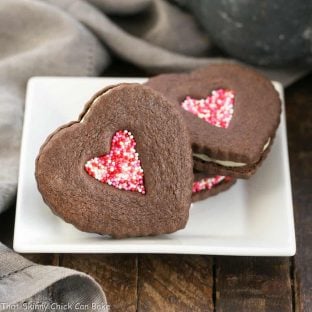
[0,65,311,312]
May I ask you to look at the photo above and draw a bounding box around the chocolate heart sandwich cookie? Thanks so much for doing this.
[145,64,281,178]
[36,84,193,238]
[192,172,236,203]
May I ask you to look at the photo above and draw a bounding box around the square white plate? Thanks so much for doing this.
[14,77,296,256]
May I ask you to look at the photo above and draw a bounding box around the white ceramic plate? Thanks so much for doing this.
[14,77,296,256]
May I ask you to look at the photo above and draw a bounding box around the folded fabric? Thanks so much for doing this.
[0,245,107,310]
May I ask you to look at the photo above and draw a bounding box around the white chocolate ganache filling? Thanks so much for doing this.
[193,139,271,167]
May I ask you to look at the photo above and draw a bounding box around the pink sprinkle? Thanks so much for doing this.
[181,89,235,128]
[192,176,231,193]
[85,130,145,194]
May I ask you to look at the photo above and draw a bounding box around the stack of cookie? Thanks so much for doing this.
[35,64,281,238]
[145,64,281,202]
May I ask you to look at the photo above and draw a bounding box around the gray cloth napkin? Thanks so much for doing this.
[0,245,108,310]
[0,0,308,307]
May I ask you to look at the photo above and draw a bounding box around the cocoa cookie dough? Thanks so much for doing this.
[36,84,193,238]
[145,64,281,178]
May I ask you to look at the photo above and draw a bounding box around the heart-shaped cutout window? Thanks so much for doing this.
[181,89,235,129]
[85,130,145,194]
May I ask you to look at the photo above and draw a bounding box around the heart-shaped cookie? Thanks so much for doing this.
[36,84,193,238]
[145,64,281,178]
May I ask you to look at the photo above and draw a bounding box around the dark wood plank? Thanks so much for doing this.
[138,255,213,312]
[215,257,292,312]
[22,253,58,265]
[286,74,312,312]
[61,254,137,312]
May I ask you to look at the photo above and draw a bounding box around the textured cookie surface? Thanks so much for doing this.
[145,64,281,178]
[36,84,193,238]
[192,172,236,203]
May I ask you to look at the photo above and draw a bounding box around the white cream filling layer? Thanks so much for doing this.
[193,139,271,167]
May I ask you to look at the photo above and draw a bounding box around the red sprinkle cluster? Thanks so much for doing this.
[181,89,235,128]
[85,130,145,194]
[192,176,231,193]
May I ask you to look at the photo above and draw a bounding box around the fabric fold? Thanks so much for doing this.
[0,245,107,309]
[50,0,226,73]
